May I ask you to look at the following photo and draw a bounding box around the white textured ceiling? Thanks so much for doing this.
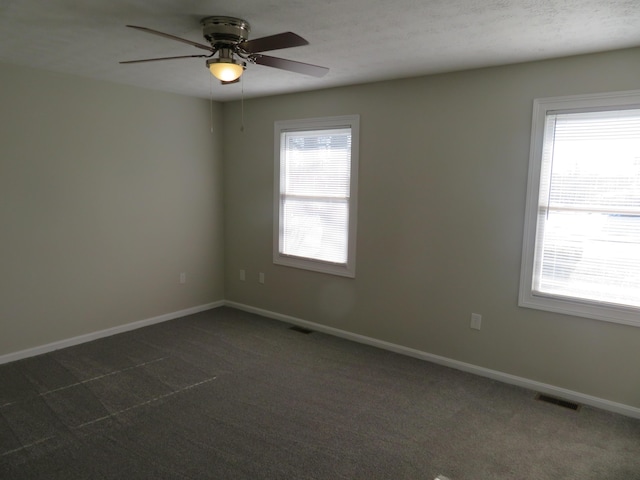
[1,0,639,101]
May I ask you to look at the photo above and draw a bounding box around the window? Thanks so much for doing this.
[274,115,359,277]
[519,91,640,326]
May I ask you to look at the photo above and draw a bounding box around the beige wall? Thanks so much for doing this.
[1,48,639,409]
[0,63,225,356]
[222,48,640,408]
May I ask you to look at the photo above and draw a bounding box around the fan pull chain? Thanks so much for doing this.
[240,74,245,132]
[209,75,214,134]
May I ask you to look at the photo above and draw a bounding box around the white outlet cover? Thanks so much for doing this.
[471,313,482,330]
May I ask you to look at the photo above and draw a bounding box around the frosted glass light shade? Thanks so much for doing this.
[208,59,243,82]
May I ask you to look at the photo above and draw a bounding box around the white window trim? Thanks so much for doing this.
[273,115,359,277]
[519,89,640,327]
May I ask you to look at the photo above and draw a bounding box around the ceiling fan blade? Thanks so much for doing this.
[253,54,329,78]
[120,54,209,64]
[240,32,308,53]
[126,25,215,52]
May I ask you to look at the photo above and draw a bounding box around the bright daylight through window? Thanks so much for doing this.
[274,115,359,277]
[519,91,640,326]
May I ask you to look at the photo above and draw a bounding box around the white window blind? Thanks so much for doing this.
[274,115,359,277]
[280,128,351,263]
[532,107,640,311]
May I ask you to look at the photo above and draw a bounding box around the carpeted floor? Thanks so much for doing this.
[1,307,639,479]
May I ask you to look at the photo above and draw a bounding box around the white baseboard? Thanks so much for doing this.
[225,300,640,420]
[4,298,638,420]
[0,301,224,365]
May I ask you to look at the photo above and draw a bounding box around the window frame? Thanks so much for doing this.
[273,115,359,277]
[519,90,640,327]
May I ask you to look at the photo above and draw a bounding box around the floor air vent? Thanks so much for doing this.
[536,393,581,411]
[289,326,313,334]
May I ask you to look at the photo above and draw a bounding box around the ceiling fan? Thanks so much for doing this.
[120,16,329,84]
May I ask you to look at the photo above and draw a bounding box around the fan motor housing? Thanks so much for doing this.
[201,16,250,46]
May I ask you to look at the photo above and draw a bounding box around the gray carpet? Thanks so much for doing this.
[1,307,639,479]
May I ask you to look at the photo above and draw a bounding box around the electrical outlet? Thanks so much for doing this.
[470,313,482,330]
[240,269,246,281]
[179,272,186,284]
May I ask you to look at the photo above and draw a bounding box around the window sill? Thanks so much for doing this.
[518,290,640,328]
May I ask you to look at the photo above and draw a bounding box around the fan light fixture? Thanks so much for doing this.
[207,57,244,82]
[121,18,329,83]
